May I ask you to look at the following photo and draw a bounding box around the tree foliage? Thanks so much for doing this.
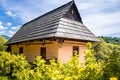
[93,38,112,60]
[0,36,7,51]
[100,36,120,45]
[103,45,120,79]
[82,42,104,80]
[0,50,104,80]
[0,52,30,80]
[93,38,120,79]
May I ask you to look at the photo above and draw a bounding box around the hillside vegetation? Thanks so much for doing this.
[1,35,10,40]
[0,35,7,51]
[100,36,120,45]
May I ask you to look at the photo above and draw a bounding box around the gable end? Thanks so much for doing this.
[63,2,83,23]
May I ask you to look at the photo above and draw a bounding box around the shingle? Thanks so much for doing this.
[6,1,99,45]
[55,18,99,41]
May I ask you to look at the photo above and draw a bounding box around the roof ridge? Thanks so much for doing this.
[23,1,74,26]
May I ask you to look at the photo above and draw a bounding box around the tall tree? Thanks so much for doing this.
[0,36,7,51]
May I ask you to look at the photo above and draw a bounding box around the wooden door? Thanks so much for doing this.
[41,47,46,59]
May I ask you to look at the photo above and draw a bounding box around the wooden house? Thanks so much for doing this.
[6,1,99,63]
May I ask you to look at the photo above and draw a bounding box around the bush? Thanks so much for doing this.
[0,51,104,80]
[0,52,30,80]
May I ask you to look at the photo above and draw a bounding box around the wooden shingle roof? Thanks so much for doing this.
[7,1,99,44]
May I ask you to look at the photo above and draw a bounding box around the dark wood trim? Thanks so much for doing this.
[6,36,94,45]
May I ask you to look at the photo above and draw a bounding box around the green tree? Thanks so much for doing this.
[103,45,120,79]
[93,37,120,79]
[0,36,7,51]
[93,38,113,61]
[100,36,120,45]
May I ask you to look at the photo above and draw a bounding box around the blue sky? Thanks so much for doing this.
[0,0,120,37]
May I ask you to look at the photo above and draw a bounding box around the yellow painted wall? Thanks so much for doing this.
[78,44,87,63]
[10,41,59,62]
[24,45,41,62]
[11,45,19,53]
[58,40,87,63]
[10,40,87,63]
[46,42,58,59]
[58,44,72,63]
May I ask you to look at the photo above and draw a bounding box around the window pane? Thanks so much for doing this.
[19,47,23,54]
[73,46,79,56]
[41,47,46,59]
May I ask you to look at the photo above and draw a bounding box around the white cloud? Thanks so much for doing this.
[0,21,5,30]
[1,0,120,37]
[77,0,119,11]
[91,25,120,36]
[0,30,5,35]
[7,22,12,26]
[6,11,16,17]
[83,12,120,29]
[11,26,20,30]
[80,9,120,36]
[0,22,6,35]
[8,30,16,37]
[1,0,70,23]
[7,25,20,36]
[11,27,17,30]
[77,0,120,36]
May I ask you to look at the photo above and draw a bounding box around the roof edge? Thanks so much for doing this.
[6,36,99,45]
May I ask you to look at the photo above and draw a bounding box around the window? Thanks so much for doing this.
[41,47,46,59]
[6,46,11,52]
[19,47,23,54]
[71,9,74,14]
[73,46,79,56]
